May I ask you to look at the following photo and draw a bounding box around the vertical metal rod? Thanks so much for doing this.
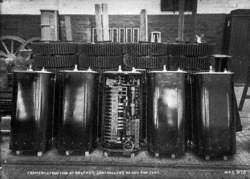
[191,0,198,42]
[64,16,73,41]
[102,3,110,41]
[178,0,185,41]
[140,9,148,41]
[95,4,103,42]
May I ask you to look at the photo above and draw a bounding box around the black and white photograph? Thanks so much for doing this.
[0,0,250,178]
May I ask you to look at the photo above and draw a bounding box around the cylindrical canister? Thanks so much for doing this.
[210,55,242,131]
[210,54,231,72]
[101,67,143,156]
[147,66,187,158]
[10,67,55,156]
[56,66,99,155]
[193,70,236,159]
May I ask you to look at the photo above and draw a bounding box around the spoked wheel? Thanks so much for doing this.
[22,37,40,49]
[20,37,41,66]
[0,36,41,70]
[0,35,26,64]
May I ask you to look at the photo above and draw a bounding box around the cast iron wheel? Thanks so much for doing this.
[0,35,26,64]
[22,37,41,50]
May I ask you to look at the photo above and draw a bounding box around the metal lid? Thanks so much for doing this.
[59,65,98,73]
[211,54,232,58]
[14,65,53,74]
[149,65,187,73]
[132,68,146,72]
[195,66,234,74]
[104,65,141,74]
[195,71,234,75]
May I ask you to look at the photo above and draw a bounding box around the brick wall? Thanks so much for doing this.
[0,14,226,52]
[0,15,40,40]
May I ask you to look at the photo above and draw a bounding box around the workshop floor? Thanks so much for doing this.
[1,86,250,179]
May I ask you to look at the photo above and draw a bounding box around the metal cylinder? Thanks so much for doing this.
[147,68,187,158]
[210,55,242,131]
[10,68,55,155]
[101,67,143,156]
[193,71,236,159]
[211,54,231,72]
[56,67,99,155]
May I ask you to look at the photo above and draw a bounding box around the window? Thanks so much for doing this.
[133,28,139,42]
[126,28,133,43]
[91,27,140,43]
[112,28,119,43]
[151,31,162,43]
[91,28,97,43]
[119,28,126,43]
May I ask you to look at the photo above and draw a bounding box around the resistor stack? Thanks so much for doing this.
[78,43,124,72]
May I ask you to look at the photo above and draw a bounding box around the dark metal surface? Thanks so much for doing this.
[193,72,236,158]
[210,54,232,72]
[56,70,99,153]
[124,56,167,70]
[101,71,143,155]
[226,10,250,83]
[78,55,124,70]
[168,56,211,72]
[10,70,55,153]
[147,71,186,157]
[185,73,195,143]
[0,73,13,116]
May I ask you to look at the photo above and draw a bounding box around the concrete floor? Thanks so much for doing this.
[1,125,250,179]
[1,86,250,179]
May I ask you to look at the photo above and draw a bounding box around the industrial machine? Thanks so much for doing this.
[192,69,236,160]
[56,66,99,155]
[101,66,143,157]
[10,67,55,156]
[5,41,239,161]
[147,66,187,158]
